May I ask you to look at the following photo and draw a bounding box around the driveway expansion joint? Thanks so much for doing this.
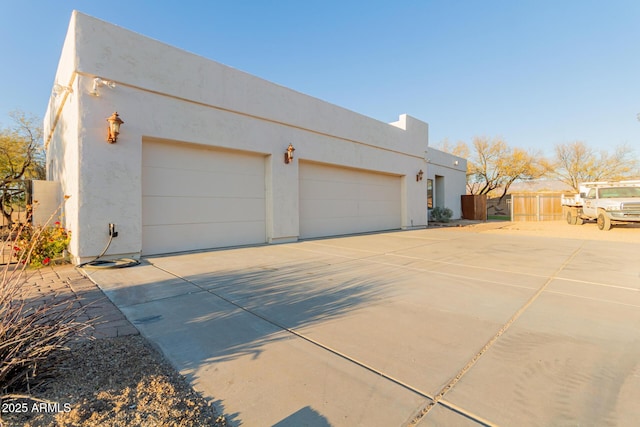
[407,241,586,426]
[148,262,438,404]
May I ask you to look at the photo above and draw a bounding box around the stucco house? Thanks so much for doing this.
[44,11,467,264]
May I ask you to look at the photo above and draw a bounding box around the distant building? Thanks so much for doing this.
[45,11,467,263]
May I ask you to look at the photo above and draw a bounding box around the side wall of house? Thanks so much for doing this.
[44,13,80,256]
[45,12,467,262]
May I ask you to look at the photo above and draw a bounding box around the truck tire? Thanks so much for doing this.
[597,211,612,231]
[576,216,584,225]
[566,210,577,225]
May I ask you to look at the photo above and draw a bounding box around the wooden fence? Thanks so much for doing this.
[510,192,564,222]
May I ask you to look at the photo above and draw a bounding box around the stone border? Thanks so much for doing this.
[22,264,138,339]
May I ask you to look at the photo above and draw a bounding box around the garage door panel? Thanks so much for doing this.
[142,196,265,226]
[143,166,264,199]
[303,216,388,237]
[143,141,260,174]
[362,187,395,201]
[300,180,361,200]
[143,221,265,255]
[142,140,266,255]
[299,162,401,239]
[301,218,355,236]
[299,199,359,220]
[358,200,397,213]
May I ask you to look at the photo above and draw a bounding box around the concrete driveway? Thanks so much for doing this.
[85,224,640,426]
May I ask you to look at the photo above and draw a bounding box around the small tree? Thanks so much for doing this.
[441,137,547,200]
[553,141,639,192]
[0,111,46,227]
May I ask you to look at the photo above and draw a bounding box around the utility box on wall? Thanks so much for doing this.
[30,180,62,226]
[461,194,487,220]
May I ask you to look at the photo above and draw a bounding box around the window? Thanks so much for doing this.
[427,179,433,209]
[599,187,640,198]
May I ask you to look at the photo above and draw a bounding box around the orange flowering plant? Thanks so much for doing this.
[13,221,71,267]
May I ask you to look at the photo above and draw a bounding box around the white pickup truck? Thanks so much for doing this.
[562,180,640,230]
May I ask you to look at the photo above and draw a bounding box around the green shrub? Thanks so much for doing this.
[13,222,71,267]
[430,206,453,223]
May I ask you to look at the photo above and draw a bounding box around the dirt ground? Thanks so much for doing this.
[1,335,228,427]
[433,218,640,243]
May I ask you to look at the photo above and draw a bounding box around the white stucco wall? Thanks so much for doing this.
[426,148,467,219]
[45,11,467,262]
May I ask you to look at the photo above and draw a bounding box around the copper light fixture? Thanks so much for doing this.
[416,169,424,182]
[106,112,124,143]
[284,143,295,164]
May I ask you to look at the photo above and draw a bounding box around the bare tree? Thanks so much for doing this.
[553,141,639,192]
[0,111,46,227]
[455,136,547,200]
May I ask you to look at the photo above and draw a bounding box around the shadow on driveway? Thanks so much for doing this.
[95,259,393,426]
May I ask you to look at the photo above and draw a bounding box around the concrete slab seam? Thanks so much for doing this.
[407,241,587,426]
[149,262,438,405]
[386,252,552,280]
[428,400,498,427]
[296,239,586,290]
[552,277,639,292]
[112,288,209,308]
[301,246,543,292]
[390,255,639,296]
[544,289,640,309]
[292,244,541,292]
[303,239,444,256]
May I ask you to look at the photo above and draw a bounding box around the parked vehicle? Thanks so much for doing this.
[562,180,640,230]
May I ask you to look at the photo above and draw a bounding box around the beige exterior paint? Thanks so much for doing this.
[45,11,467,263]
[299,161,402,238]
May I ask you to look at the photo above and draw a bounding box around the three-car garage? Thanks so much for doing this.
[141,139,404,255]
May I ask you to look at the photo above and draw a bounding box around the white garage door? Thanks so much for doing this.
[142,140,266,255]
[299,161,402,239]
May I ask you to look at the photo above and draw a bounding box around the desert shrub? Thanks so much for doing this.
[430,206,453,223]
[1,203,90,402]
[13,221,71,267]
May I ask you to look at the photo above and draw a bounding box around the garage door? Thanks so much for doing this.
[299,161,401,239]
[142,139,266,255]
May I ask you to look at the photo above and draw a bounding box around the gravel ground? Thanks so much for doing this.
[1,336,228,427]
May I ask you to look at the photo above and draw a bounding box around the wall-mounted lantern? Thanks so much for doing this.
[453,160,459,166]
[284,143,295,164]
[416,169,424,182]
[106,112,124,143]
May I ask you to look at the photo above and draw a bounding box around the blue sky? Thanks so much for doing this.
[1,1,639,157]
